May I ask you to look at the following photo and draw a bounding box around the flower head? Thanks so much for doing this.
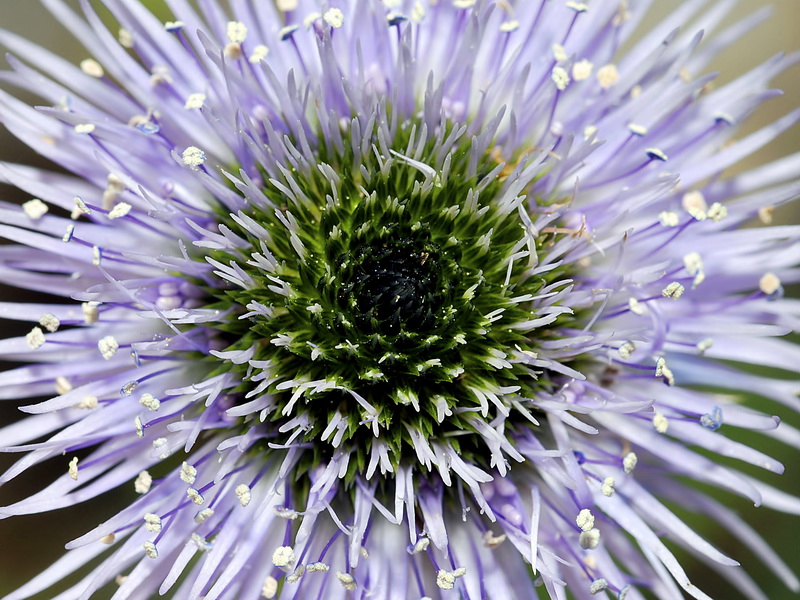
[0,1,799,599]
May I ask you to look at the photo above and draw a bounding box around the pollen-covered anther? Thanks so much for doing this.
[590,579,609,594]
[184,93,206,110]
[22,198,48,220]
[100,533,116,544]
[235,483,252,506]
[655,357,675,385]
[579,528,601,550]
[38,313,60,333]
[551,66,570,91]
[71,196,91,220]
[707,202,727,222]
[596,64,619,88]
[682,191,708,220]
[572,59,593,81]
[661,282,684,300]
[409,537,430,554]
[164,20,184,32]
[499,19,519,32]
[62,224,75,242]
[658,211,679,227]
[118,27,133,48]
[552,43,568,62]
[601,477,616,496]
[180,461,197,484]
[80,58,104,78]
[286,565,305,583]
[98,336,119,359]
[108,202,132,220]
[483,530,507,547]
[336,572,357,591]
[194,508,214,523]
[453,0,477,8]
[627,297,646,315]
[134,470,152,494]
[186,487,204,505]
[68,457,79,481]
[696,338,714,354]
[653,411,669,434]
[323,8,345,28]
[134,416,143,438]
[618,341,635,359]
[759,272,782,296]
[144,513,162,533]
[26,327,45,350]
[436,570,457,590]
[307,561,330,573]
[272,546,295,571]
[623,452,638,474]
[758,206,774,224]
[226,21,247,43]
[139,393,161,411]
[628,123,647,136]
[74,123,95,134]
[576,509,595,531]
[249,45,269,63]
[567,1,589,12]
[55,376,72,394]
[645,147,668,161]
[182,146,206,167]
[274,506,299,519]
[261,576,278,599]
[143,541,158,559]
[82,301,100,324]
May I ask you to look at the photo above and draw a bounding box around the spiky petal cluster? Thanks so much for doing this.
[0,1,799,600]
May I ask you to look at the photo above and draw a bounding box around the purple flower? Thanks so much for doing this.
[0,1,798,599]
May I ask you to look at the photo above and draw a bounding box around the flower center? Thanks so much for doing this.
[344,236,446,336]
[194,116,573,477]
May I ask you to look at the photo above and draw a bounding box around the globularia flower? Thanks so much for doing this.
[0,0,798,598]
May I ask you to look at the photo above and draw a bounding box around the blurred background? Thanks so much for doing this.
[0,1,798,598]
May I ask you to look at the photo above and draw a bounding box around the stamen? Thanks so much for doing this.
[22,198,48,220]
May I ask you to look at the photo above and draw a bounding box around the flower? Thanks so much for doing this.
[0,1,798,599]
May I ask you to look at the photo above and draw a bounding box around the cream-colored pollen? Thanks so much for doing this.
[653,411,669,434]
[180,461,197,484]
[596,64,619,88]
[658,211,679,227]
[572,59,593,81]
[551,66,570,91]
[68,456,79,480]
[185,93,206,109]
[235,483,252,507]
[601,477,615,496]
[39,313,60,333]
[579,528,601,549]
[249,45,269,64]
[623,452,638,474]
[22,198,48,220]
[576,509,595,531]
[682,191,707,220]
[227,21,247,43]
[98,336,119,359]
[82,302,100,324]
[55,376,72,394]
[74,123,95,134]
[134,470,152,494]
[26,327,46,350]
[272,546,296,570]
[261,576,278,599]
[80,58,104,78]
[552,43,567,62]
[759,272,781,295]
[182,146,206,167]
[118,28,134,48]
[662,282,685,300]
[108,202,132,220]
[436,570,456,590]
[323,8,345,28]
[144,513,162,532]
[143,541,158,559]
